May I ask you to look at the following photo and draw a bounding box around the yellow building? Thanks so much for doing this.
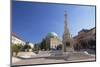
[45,32,62,50]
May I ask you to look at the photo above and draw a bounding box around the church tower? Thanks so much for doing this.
[62,11,73,52]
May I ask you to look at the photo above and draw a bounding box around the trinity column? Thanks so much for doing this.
[62,11,73,52]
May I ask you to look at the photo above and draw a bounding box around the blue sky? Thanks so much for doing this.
[12,1,95,43]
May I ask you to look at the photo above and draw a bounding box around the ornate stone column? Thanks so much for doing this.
[62,11,73,52]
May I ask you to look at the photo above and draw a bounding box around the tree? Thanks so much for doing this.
[40,39,50,51]
[11,44,22,56]
[23,44,31,52]
[33,44,39,54]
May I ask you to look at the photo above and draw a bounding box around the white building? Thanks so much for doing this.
[11,33,25,45]
[28,43,34,48]
[26,42,34,48]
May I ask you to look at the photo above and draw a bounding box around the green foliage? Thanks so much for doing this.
[40,39,50,51]
[23,45,31,49]
[33,44,39,54]
[11,44,23,56]
[22,42,32,52]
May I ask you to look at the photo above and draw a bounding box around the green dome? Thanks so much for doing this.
[46,32,58,38]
